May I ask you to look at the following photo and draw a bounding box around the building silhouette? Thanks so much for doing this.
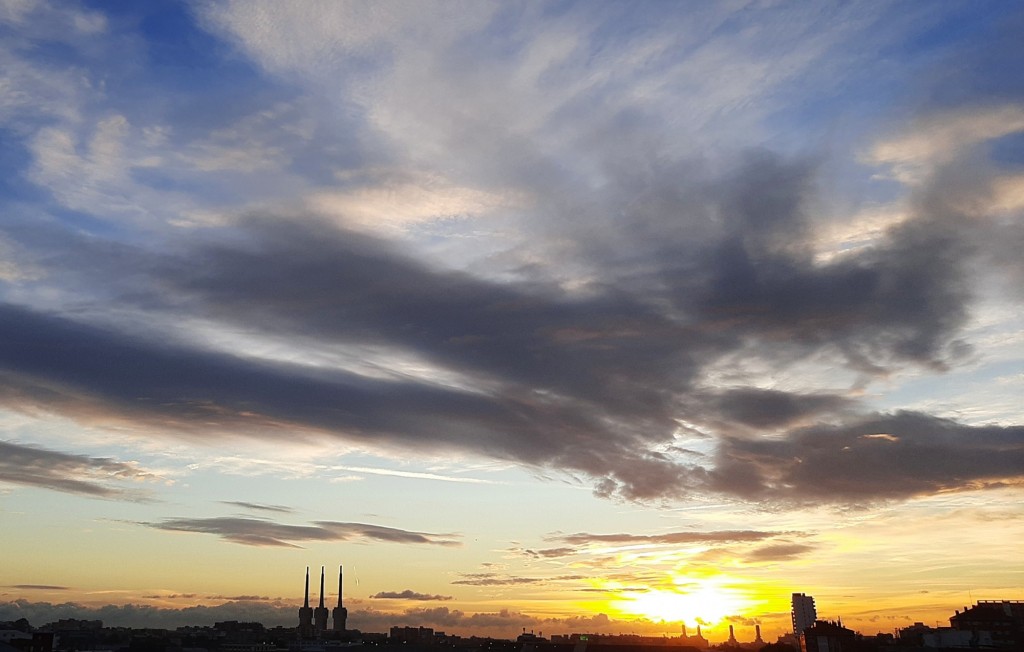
[950,600,1024,648]
[313,567,329,634]
[800,620,854,652]
[791,593,817,635]
[297,567,314,639]
[678,623,707,648]
[332,565,348,632]
[297,564,347,639]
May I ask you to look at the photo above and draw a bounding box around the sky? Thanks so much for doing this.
[1,0,1023,644]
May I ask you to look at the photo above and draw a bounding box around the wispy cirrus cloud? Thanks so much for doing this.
[328,465,493,485]
[143,516,461,548]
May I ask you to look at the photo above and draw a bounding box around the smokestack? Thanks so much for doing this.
[332,564,348,632]
[304,566,310,608]
[319,566,326,608]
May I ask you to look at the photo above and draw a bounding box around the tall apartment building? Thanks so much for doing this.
[792,592,817,635]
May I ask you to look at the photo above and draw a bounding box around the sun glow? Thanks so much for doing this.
[612,577,749,626]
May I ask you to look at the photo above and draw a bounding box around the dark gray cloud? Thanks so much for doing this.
[553,530,786,546]
[520,547,577,559]
[143,516,461,548]
[315,522,461,546]
[220,501,294,514]
[451,575,544,587]
[0,300,696,502]
[370,590,452,601]
[0,146,1019,505]
[451,573,583,587]
[711,411,1024,503]
[205,595,275,602]
[744,543,816,562]
[0,441,156,500]
[707,389,853,429]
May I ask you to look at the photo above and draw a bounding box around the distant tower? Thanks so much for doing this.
[754,624,764,645]
[792,592,817,635]
[298,567,314,638]
[332,565,348,631]
[681,623,687,638]
[727,625,737,646]
[314,566,330,633]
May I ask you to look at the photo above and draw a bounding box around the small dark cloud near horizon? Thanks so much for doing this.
[578,587,650,594]
[743,543,816,562]
[451,573,584,587]
[206,595,276,602]
[519,547,577,559]
[220,501,294,514]
[143,516,461,548]
[9,586,70,591]
[370,590,452,601]
[450,573,544,587]
[553,530,787,547]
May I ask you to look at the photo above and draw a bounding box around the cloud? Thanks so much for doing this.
[743,543,816,562]
[0,599,643,637]
[553,530,786,547]
[144,517,461,548]
[219,501,294,514]
[0,154,1006,505]
[0,441,158,500]
[328,466,492,485]
[0,144,989,504]
[205,595,273,602]
[8,586,69,591]
[520,547,577,559]
[1,2,1022,509]
[867,105,1024,183]
[0,599,297,630]
[315,522,461,547]
[450,573,584,587]
[711,411,1024,503]
[706,388,853,430]
[451,575,544,587]
[370,590,452,602]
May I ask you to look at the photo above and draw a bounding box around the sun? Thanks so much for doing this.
[611,577,748,626]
